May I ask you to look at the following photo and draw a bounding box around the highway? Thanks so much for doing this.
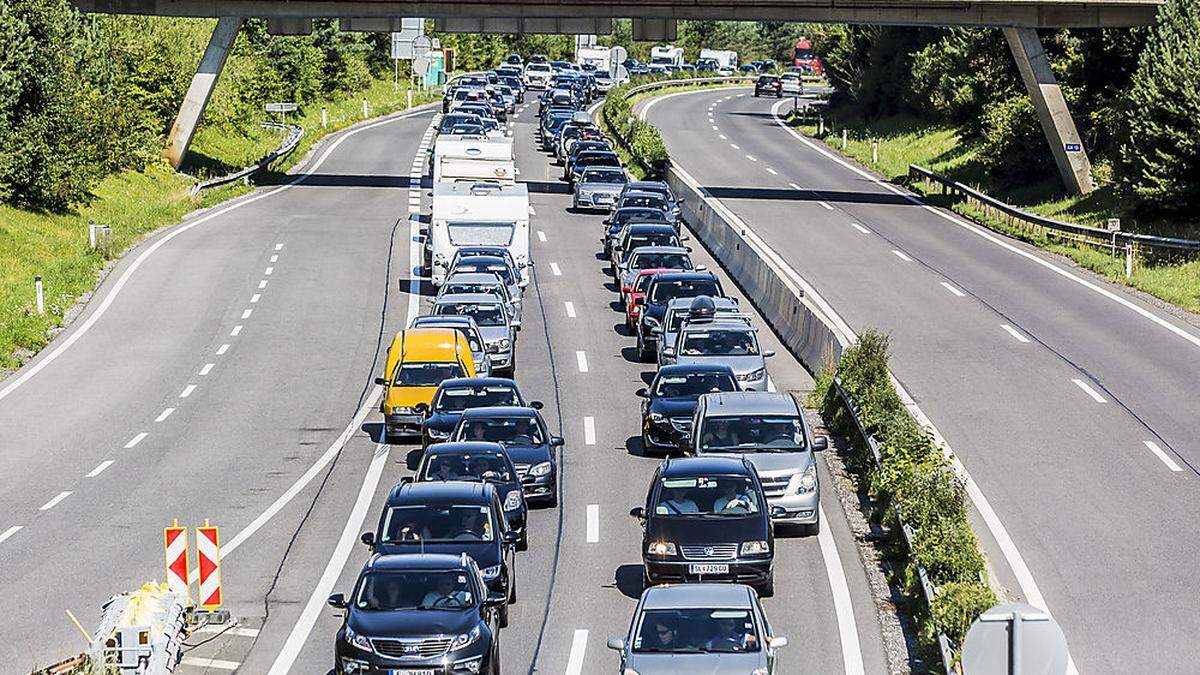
[646,86,1200,673]
[0,97,894,673]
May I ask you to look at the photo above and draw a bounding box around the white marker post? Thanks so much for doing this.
[842,129,848,150]
[321,106,327,129]
[362,98,369,119]
[872,140,879,165]
[88,219,96,250]
[1125,243,1134,279]
[407,90,413,109]
[35,276,44,315]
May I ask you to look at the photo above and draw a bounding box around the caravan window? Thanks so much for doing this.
[448,222,516,247]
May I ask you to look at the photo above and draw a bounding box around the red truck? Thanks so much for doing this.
[792,37,824,76]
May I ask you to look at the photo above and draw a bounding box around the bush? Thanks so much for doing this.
[978,94,1057,186]
[931,581,996,646]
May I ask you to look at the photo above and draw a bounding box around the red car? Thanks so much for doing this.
[625,268,684,329]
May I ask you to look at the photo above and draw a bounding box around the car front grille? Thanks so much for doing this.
[371,636,453,659]
[514,463,531,477]
[758,475,791,498]
[680,543,738,560]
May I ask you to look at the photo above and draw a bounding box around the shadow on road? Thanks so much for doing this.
[614,564,646,600]
[704,185,913,207]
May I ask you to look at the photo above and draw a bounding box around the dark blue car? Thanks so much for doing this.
[414,441,529,550]
[453,406,564,507]
[636,364,739,453]
[418,377,533,447]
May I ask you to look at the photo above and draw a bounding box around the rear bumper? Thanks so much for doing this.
[644,557,772,586]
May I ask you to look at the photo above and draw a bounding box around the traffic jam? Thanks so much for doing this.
[328,53,826,675]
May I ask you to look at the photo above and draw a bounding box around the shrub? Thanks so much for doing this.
[931,580,996,646]
[978,93,1057,186]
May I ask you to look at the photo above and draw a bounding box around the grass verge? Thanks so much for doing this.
[787,110,1200,315]
[0,80,438,372]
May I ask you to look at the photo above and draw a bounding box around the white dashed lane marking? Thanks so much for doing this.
[564,301,576,318]
[891,250,914,262]
[0,526,22,544]
[217,344,231,355]
[586,504,600,543]
[199,363,214,375]
[39,491,71,511]
[549,262,562,276]
[583,416,596,445]
[230,325,243,336]
[1001,324,1030,343]
[179,385,196,398]
[850,223,871,234]
[1072,379,1107,403]
[155,407,176,422]
[86,460,114,478]
[941,282,966,297]
[124,432,148,449]
[1143,441,1183,472]
[575,351,589,373]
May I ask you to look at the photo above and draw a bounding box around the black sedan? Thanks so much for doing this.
[636,271,725,361]
[754,74,782,98]
[637,364,739,453]
[565,150,622,185]
[418,377,532,446]
[414,441,530,550]
[602,207,673,257]
[453,406,564,507]
[631,456,777,596]
[330,553,503,675]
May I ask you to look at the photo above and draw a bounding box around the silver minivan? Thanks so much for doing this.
[664,316,774,391]
[607,583,787,674]
[690,392,828,534]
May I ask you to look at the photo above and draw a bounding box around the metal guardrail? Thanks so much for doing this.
[192,122,303,193]
[835,376,958,675]
[909,164,1200,259]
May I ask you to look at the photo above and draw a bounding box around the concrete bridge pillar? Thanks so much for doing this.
[164,17,241,169]
[1003,27,1095,195]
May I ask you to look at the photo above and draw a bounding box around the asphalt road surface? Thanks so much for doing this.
[647,86,1200,674]
[0,99,892,673]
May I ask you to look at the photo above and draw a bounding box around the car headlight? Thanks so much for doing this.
[530,461,553,477]
[623,670,641,675]
[642,315,660,329]
[741,540,770,556]
[737,367,767,382]
[426,427,450,440]
[648,411,666,423]
[450,625,481,651]
[647,541,677,556]
[579,189,594,197]
[344,625,371,651]
[389,406,416,415]
[481,564,502,580]
[503,489,522,511]
[791,464,818,494]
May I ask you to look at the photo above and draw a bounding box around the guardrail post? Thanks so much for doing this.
[407,89,413,109]
[872,139,879,165]
[362,98,369,119]
[321,106,327,129]
[842,129,847,150]
[35,276,44,315]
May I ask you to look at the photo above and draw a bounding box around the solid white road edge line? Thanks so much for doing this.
[1072,378,1107,403]
[565,629,589,675]
[586,504,600,543]
[181,657,239,671]
[1142,441,1183,472]
[0,107,435,404]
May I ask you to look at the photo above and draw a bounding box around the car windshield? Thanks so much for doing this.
[443,282,504,299]
[434,384,521,412]
[355,570,476,611]
[436,302,507,327]
[583,169,627,185]
[423,451,513,483]
[634,273,660,293]
[621,195,668,210]
[614,209,668,226]
[576,154,619,168]
[457,417,544,446]
[679,329,759,356]
[634,608,760,653]
[447,124,486,136]
[698,416,806,452]
[649,278,721,304]
[653,475,761,516]
[394,362,465,386]
[381,504,495,543]
[625,233,679,253]
[633,253,691,271]
[654,372,738,399]
[453,263,515,285]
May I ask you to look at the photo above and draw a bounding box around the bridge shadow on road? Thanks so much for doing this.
[258,172,419,189]
[704,185,914,207]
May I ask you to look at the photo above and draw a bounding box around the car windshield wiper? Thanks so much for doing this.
[635,647,710,654]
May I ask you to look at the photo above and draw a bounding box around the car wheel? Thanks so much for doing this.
[757,574,775,598]
[517,530,529,552]
[806,517,821,537]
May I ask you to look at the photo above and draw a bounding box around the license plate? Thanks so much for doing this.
[596,194,613,202]
[689,563,729,575]
[391,670,434,675]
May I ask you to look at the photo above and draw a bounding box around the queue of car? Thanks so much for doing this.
[526,60,831,670]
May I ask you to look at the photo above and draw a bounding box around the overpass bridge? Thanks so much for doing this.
[77,0,1162,194]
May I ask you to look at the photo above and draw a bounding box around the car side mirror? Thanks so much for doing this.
[530,400,545,410]
[606,638,626,651]
[629,507,646,520]
[602,218,612,225]
[813,435,829,451]
[413,402,429,415]
[695,265,707,271]
[327,593,347,609]
[770,636,789,649]
[484,591,507,607]
[374,377,388,386]
[360,531,375,547]
[770,505,787,518]
[398,475,414,485]
[511,320,522,329]
[635,388,649,399]
[763,350,776,358]
[550,436,565,447]
[503,531,521,544]
[685,247,693,253]
[662,347,675,357]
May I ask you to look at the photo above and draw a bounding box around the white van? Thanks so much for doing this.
[432,136,516,185]
[430,181,531,287]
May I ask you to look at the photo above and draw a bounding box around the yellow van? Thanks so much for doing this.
[376,327,476,440]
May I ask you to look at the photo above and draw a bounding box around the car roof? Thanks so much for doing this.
[453,255,512,268]
[622,190,667,200]
[667,295,738,310]
[366,552,469,572]
[444,272,504,284]
[424,441,508,456]
[700,391,799,416]
[388,480,494,505]
[628,181,669,190]
[436,376,518,389]
[656,363,737,377]
[682,317,754,332]
[661,455,753,478]
[641,583,753,610]
[651,271,717,282]
[624,223,676,234]
[632,246,689,255]
[391,327,469,361]
[459,406,538,419]
[435,293,506,305]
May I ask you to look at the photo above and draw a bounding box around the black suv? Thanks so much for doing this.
[754,74,782,98]
[330,553,503,675]
[418,377,532,447]
[413,441,529,550]
[631,456,778,596]
[453,406,564,507]
[636,272,725,361]
[361,481,519,626]
[636,364,739,453]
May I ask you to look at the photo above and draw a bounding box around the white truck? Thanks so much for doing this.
[429,181,531,287]
[432,136,516,185]
[649,45,684,68]
[698,48,738,74]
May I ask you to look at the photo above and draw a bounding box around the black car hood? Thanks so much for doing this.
[349,606,477,640]
[375,540,501,568]
[503,444,553,466]
[647,514,767,544]
[649,397,699,419]
[425,411,463,433]
[644,302,668,323]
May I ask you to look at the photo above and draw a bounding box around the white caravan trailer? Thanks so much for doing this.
[650,45,684,68]
[430,181,531,287]
[432,136,516,185]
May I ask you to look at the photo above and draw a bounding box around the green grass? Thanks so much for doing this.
[787,110,1200,314]
[0,79,438,372]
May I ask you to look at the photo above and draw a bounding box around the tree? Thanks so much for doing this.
[1114,0,1200,211]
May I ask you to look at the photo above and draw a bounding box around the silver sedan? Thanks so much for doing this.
[574,166,629,212]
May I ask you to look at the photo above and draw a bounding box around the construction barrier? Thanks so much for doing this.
[196,522,222,610]
[163,520,190,600]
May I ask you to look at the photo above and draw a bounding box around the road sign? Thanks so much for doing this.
[1065,143,1082,152]
[413,55,432,78]
[412,35,433,61]
[265,102,297,113]
[164,520,190,599]
[196,522,223,610]
[962,603,1069,675]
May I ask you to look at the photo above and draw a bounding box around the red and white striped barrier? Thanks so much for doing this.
[197,521,223,610]
[164,520,190,599]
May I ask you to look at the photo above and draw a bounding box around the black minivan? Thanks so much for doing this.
[631,456,778,596]
[362,481,519,626]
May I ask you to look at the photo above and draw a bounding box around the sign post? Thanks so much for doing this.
[265,102,298,140]
[962,603,1069,675]
[164,519,190,599]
